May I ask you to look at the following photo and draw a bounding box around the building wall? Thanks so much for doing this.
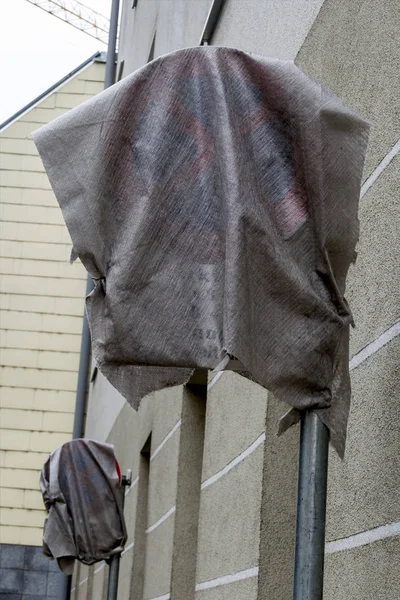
[72,1,399,599]
[0,544,60,599]
[0,58,105,560]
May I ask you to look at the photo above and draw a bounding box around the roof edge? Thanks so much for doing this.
[0,51,105,131]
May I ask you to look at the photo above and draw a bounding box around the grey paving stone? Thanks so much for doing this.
[0,594,21,600]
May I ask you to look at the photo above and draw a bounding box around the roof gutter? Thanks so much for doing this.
[0,52,105,131]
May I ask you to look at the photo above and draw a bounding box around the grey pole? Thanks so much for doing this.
[70,0,119,437]
[107,557,121,600]
[106,547,121,600]
[72,276,94,439]
[71,0,120,433]
[106,473,130,600]
[73,0,120,441]
[199,0,226,45]
[104,0,120,89]
[293,411,329,600]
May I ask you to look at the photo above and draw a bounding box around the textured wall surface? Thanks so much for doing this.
[0,59,105,548]
[73,1,399,599]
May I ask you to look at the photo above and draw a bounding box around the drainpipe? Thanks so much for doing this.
[199,0,226,45]
[293,412,329,600]
[104,0,120,90]
[71,0,120,442]
[57,2,121,599]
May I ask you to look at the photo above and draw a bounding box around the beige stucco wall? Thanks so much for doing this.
[0,59,105,546]
[67,1,398,599]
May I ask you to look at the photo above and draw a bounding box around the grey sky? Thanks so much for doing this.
[0,0,112,124]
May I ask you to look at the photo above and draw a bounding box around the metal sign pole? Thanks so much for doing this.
[106,554,121,600]
[107,472,131,600]
[293,411,329,600]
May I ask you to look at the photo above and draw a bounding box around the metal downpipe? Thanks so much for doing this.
[293,411,330,600]
[199,0,226,45]
[104,0,120,89]
[57,2,120,598]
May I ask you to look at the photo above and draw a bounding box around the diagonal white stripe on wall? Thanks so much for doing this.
[349,321,400,371]
[146,505,176,534]
[195,566,259,591]
[201,433,266,490]
[94,562,106,574]
[326,521,400,554]
[150,419,182,461]
[121,540,135,555]
[208,370,224,390]
[125,474,139,496]
[360,138,400,198]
